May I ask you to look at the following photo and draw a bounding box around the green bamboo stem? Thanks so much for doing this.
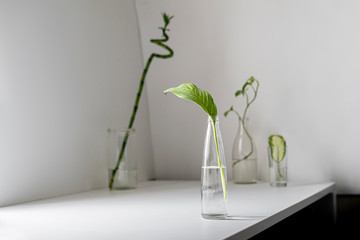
[109,13,174,189]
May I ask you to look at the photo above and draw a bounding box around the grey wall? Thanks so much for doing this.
[136,0,360,193]
[2,0,360,207]
[0,0,154,206]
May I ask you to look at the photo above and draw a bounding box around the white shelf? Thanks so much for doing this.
[0,181,335,240]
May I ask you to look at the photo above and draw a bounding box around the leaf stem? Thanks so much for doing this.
[109,13,174,189]
[210,118,227,200]
[277,162,284,179]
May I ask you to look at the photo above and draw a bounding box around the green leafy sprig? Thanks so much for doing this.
[268,135,287,179]
[109,13,174,189]
[164,83,227,199]
[224,76,259,166]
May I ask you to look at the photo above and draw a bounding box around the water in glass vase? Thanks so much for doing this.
[269,165,287,187]
[108,169,137,190]
[268,145,288,187]
[107,128,137,190]
[232,118,257,184]
[201,166,227,219]
[232,158,257,184]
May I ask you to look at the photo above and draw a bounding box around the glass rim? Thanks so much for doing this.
[207,115,219,120]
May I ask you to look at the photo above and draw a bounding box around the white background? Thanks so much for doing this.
[0,0,154,206]
[1,0,359,206]
[136,0,360,194]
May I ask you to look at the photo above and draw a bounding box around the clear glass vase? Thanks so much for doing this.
[201,116,228,219]
[232,118,257,184]
[107,128,137,190]
[268,146,287,187]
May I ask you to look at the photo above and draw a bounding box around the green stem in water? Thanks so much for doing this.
[277,162,284,179]
[109,13,174,189]
[210,117,227,200]
[224,108,255,166]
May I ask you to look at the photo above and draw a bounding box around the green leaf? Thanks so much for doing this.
[164,83,227,199]
[268,135,287,163]
[164,83,217,119]
[224,106,233,117]
[235,90,242,97]
[248,76,254,84]
[235,76,257,97]
[161,13,174,30]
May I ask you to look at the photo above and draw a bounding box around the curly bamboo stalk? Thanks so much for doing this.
[109,13,174,189]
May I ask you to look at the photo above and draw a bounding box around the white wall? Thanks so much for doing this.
[136,0,360,193]
[0,0,154,206]
[1,0,359,207]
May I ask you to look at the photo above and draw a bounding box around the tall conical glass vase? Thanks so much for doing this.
[201,116,228,219]
[232,118,257,184]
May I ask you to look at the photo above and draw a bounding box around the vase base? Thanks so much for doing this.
[112,186,137,190]
[233,181,257,184]
[108,169,137,190]
[270,182,287,187]
[201,213,227,220]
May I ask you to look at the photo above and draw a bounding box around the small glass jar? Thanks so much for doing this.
[107,128,137,190]
[268,146,287,187]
